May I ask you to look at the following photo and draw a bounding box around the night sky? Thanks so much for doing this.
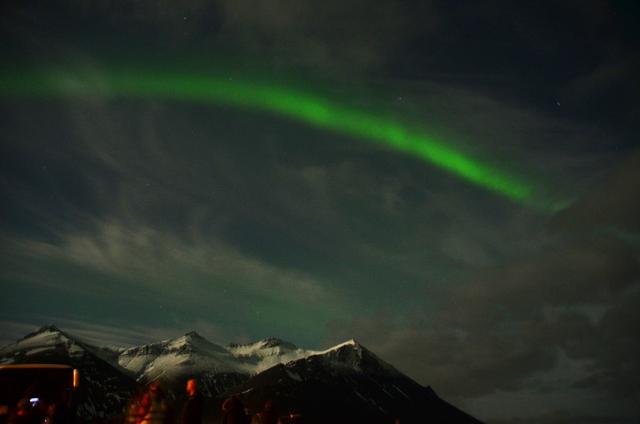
[1,1,639,422]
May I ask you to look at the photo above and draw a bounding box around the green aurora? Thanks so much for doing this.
[0,67,563,210]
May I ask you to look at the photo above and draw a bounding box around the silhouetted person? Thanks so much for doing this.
[181,379,204,424]
[251,400,279,424]
[221,395,248,424]
[139,381,174,424]
[124,390,146,424]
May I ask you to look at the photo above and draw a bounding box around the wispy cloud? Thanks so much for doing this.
[2,218,335,308]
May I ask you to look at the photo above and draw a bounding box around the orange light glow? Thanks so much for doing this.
[73,369,80,388]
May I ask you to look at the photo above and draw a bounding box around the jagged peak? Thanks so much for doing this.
[0,325,101,360]
[318,338,361,353]
[260,337,297,349]
[34,324,62,334]
[227,337,297,350]
[39,324,61,332]
[142,331,229,355]
[19,324,71,342]
[170,331,224,349]
[344,338,360,347]
[182,331,206,340]
[137,331,208,347]
[297,338,402,376]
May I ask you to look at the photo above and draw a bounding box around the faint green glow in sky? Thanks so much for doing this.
[0,67,558,209]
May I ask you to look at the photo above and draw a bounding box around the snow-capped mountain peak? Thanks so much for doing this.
[302,338,401,376]
[20,325,71,344]
[0,325,87,361]
[318,338,359,353]
[118,332,247,383]
[163,331,229,355]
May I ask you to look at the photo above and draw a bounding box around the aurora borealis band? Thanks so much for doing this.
[0,67,552,209]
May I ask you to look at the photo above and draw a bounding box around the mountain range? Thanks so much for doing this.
[0,325,482,423]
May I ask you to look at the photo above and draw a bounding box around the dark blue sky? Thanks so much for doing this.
[1,1,639,422]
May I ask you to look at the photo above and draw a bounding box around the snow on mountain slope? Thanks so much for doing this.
[0,325,85,361]
[226,337,315,373]
[119,333,333,382]
[118,331,250,382]
[0,325,128,372]
[227,337,298,358]
[305,339,402,375]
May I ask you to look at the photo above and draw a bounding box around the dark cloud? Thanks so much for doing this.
[327,235,640,419]
[2,0,436,77]
[570,288,640,397]
[216,0,436,74]
[492,410,638,424]
[549,151,640,233]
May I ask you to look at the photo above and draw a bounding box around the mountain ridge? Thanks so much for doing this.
[0,325,483,423]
